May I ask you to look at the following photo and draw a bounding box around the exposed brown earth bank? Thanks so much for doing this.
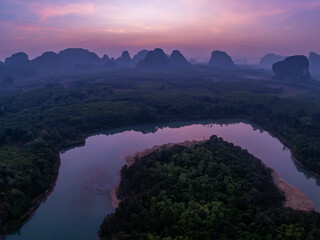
[271,171,315,211]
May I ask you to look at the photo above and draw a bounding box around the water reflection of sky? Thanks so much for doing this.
[7,120,320,240]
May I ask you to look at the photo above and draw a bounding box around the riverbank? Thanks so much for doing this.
[0,154,61,238]
[3,119,318,238]
[101,133,320,239]
[111,140,316,211]
[0,135,87,237]
[271,170,315,211]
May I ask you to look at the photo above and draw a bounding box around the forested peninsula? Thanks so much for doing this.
[100,136,320,240]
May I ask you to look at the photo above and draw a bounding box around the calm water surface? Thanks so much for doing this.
[7,120,320,240]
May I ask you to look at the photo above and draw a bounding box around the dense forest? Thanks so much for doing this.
[0,68,320,235]
[99,136,320,240]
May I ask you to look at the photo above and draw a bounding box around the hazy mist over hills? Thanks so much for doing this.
[1,1,320,239]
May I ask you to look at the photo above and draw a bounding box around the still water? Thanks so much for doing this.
[7,120,320,240]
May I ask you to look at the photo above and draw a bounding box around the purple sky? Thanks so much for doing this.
[0,0,320,61]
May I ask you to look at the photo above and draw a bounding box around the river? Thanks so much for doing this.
[7,120,320,240]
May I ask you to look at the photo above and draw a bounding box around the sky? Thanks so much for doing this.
[0,0,320,61]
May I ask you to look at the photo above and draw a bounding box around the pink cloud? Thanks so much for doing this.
[178,0,320,26]
[32,3,96,21]
[1,0,320,60]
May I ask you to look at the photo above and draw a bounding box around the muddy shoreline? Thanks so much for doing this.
[111,140,316,211]
[271,170,315,211]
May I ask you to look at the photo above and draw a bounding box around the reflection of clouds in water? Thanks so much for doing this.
[9,120,320,240]
[84,167,113,192]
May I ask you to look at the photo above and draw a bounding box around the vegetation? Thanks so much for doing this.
[1,76,14,88]
[99,137,320,240]
[0,143,58,234]
[0,68,320,235]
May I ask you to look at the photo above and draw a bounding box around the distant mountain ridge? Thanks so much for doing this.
[259,53,286,69]
[2,48,319,80]
[0,48,197,72]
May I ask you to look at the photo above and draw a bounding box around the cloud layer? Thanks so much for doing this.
[0,0,320,60]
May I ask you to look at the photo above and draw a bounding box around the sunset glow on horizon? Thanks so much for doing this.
[1,0,320,61]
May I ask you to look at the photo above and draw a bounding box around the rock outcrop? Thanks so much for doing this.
[2,48,112,75]
[136,48,171,70]
[209,50,234,68]
[32,51,60,70]
[309,52,320,77]
[3,52,37,78]
[115,51,132,68]
[102,54,116,68]
[272,55,311,81]
[5,52,29,66]
[259,53,285,69]
[169,50,191,68]
[132,50,149,67]
[57,48,101,69]
[102,54,111,63]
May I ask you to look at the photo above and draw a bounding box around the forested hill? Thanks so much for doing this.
[99,136,320,240]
